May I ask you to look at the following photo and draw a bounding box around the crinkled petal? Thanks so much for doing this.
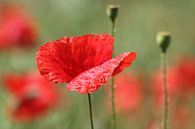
[112,52,136,76]
[36,34,113,83]
[67,52,136,94]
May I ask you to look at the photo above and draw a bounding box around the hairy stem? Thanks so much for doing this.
[111,20,117,129]
[161,53,169,129]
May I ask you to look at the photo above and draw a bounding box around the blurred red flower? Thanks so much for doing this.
[153,56,195,106]
[3,73,59,121]
[0,4,38,49]
[176,57,195,93]
[36,34,136,94]
[152,68,179,106]
[114,73,143,113]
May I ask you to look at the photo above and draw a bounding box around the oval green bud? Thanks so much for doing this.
[107,5,119,23]
[156,31,171,53]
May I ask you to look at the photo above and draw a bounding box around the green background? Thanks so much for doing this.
[0,0,195,129]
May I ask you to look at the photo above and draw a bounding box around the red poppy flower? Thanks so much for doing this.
[152,68,179,106]
[114,73,143,113]
[0,4,38,49]
[36,34,136,94]
[3,73,59,121]
[176,57,195,92]
[153,56,195,106]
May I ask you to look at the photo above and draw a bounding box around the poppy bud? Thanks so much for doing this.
[107,5,119,23]
[156,31,171,53]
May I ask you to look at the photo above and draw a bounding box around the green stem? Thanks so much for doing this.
[111,20,117,129]
[111,21,116,38]
[161,53,169,129]
[87,93,94,129]
[111,77,116,129]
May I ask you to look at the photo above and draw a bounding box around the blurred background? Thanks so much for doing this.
[0,0,195,129]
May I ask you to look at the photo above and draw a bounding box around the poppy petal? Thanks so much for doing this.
[112,52,136,76]
[36,34,114,83]
[67,52,136,94]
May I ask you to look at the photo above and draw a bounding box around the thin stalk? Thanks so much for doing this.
[161,53,169,129]
[87,93,94,129]
[111,77,116,129]
[111,22,116,38]
[111,20,117,129]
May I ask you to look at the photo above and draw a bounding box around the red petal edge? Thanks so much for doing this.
[36,42,72,83]
[67,52,136,94]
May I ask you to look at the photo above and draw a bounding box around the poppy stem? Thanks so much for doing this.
[107,5,119,129]
[111,21,116,38]
[161,53,169,129]
[110,17,117,129]
[111,12,117,129]
[87,93,94,129]
[111,77,116,129]
[157,31,170,129]
[111,18,117,129]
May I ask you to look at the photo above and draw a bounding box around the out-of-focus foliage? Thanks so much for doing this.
[0,0,195,129]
